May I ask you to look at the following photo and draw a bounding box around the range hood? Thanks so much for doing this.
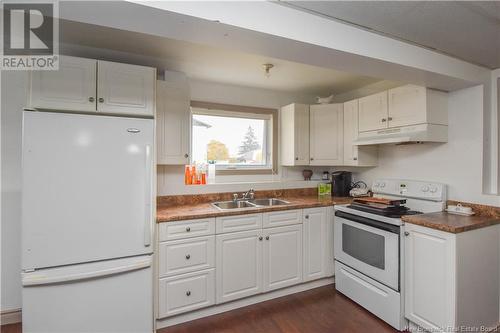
[353,124,448,146]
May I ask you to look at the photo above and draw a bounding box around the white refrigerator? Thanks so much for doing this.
[21,111,154,332]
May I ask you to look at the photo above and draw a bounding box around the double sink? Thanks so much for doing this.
[212,198,290,210]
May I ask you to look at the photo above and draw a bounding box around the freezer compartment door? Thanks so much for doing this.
[22,111,154,269]
[22,255,153,333]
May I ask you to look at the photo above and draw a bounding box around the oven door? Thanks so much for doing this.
[334,211,399,290]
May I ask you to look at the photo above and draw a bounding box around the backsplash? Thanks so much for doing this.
[157,187,318,206]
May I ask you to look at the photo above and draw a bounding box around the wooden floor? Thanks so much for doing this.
[1,285,397,333]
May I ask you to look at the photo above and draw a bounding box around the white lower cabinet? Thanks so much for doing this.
[303,207,329,281]
[158,208,334,319]
[158,269,215,318]
[216,229,263,303]
[263,224,303,292]
[158,235,215,277]
[404,223,500,332]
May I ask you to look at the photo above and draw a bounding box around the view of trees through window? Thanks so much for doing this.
[192,113,267,167]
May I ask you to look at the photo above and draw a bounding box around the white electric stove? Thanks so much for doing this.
[334,179,446,330]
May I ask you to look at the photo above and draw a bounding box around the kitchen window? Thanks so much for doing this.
[190,101,277,174]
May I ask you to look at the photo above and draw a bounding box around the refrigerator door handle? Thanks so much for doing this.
[22,258,151,286]
[144,144,153,247]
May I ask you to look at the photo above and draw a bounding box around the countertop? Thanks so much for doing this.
[402,212,500,233]
[157,196,352,223]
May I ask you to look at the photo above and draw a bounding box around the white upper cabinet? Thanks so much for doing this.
[280,103,310,166]
[29,56,97,112]
[310,103,343,166]
[29,56,156,117]
[156,74,191,165]
[343,99,377,167]
[97,60,156,116]
[358,91,388,132]
[388,84,448,128]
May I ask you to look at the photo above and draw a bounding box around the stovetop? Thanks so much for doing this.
[347,202,423,218]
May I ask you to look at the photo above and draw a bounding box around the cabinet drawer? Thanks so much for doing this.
[263,209,302,228]
[216,213,263,233]
[158,236,215,277]
[159,218,215,241]
[158,269,215,318]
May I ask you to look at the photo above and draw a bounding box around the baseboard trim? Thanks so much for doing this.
[1,308,21,325]
[156,277,335,329]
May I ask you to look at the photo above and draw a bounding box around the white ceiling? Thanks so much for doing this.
[59,20,380,96]
[286,1,500,69]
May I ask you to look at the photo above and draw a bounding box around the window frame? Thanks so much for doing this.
[190,100,278,175]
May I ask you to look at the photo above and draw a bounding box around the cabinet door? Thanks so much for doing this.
[216,230,263,303]
[29,56,97,112]
[156,78,190,164]
[263,225,303,292]
[404,224,456,331]
[303,207,328,281]
[97,60,155,116]
[343,99,359,166]
[310,104,343,166]
[358,91,388,132]
[388,85,427,128]
[295,104,310,165]
[280,104,310,166]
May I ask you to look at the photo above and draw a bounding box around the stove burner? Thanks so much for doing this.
[347,203,423,218]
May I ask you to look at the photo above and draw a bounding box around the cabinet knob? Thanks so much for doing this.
[265,236,270,240]
[186,291,191,296]
[381,118,387,122]
[258,236,263,241]
[305,215,309,219]
[310,157,314,161]
[185,254,191,260]
[388,117,393,121]
[295,157,299,161]
[184,153,189,158]
[98,97,104,103]
[88,97,95,102]
[404,231,410,236]
[186,227,191,232]
[353,157,358,161]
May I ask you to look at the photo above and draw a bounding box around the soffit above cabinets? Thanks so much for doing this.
[284,1,500,69]
[59,20,381,96]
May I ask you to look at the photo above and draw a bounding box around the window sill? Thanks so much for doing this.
[216,168,276,175]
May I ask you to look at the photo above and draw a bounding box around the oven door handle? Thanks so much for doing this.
[335,210,400,234]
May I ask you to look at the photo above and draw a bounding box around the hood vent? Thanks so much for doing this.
[353,124,447,146]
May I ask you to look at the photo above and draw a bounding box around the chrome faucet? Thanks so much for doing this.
[242,188,255,200]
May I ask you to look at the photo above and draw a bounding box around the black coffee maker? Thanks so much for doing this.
[331,171,352,197]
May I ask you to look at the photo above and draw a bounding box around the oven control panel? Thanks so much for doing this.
[372,179,446,201]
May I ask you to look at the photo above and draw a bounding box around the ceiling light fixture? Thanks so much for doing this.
[262,63,274,78]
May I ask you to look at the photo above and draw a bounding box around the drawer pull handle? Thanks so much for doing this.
[186,227,191,232]
[305,215,309,219]
[185,254,191,260]
[265,236,270,240]
[258,236,263,241]
[186,291,191,296]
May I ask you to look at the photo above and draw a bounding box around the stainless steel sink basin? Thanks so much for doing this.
[212,200,258,210]
[248,198,290,206]
[212,198,290,210]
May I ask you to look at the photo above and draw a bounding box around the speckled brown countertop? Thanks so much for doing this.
[402,212,500,233]
[157,196,352,223]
